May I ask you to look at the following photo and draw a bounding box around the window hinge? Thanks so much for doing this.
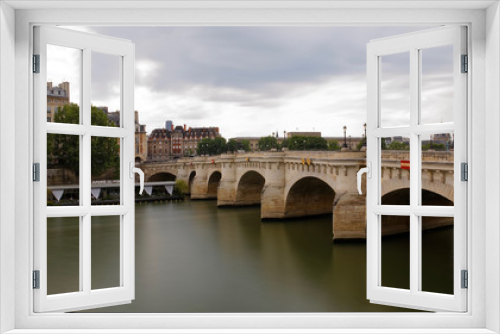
[461,54,468,73]
[461,162,468,181]
[33,54,40,73]
[33,270,40,289]
[33,163,40,182]
[461,270,468,289]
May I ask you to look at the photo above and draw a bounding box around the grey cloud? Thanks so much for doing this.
[84,26,433,102]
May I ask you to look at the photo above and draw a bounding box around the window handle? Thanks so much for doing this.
[357,162,371,195]
[130,162,145,195]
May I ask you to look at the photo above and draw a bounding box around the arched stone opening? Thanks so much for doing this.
[235,171,265,206]
[188,171,196,194]
[381,188,454,236]
[284,177,335,218]
[207,171,222,197]
[381,188,453,206]
[148,172,176,182]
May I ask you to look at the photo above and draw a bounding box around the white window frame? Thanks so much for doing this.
[0,1,498,333]
[366,26,468,312]
[33,25,136,313]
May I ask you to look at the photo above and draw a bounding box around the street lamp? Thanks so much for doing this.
[363,123,367,148]
[342,126,347,148]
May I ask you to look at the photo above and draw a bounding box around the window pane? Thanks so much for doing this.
[421,133,454,206]
[420,45,454,125]
[91,136,121,205]
[47,134,80,206]
[47,44,81,124]
[47,217,80,295]
[421,216,454,294]
[380,52,410,128]
[91,52,122,127]
[381,215,410,290]
[91,216,121,290]
[381,137,410,205]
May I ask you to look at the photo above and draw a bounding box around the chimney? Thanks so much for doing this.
[184,124,187,131]
[171,124,174,131]
[134,111,139,123]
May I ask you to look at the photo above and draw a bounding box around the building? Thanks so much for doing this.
[135,111,147,163]
[47,82,70,122]
[147,123,221,161]
[286,131,322,138]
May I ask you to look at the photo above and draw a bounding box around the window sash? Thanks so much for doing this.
[366,26,467,312]
[33,26,136,313]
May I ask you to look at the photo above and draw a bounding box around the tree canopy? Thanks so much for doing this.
[227,139,251,153]
[47,103,120,177]
[197,137,227,156]
[258,136,278,151]
[288,136,328,151]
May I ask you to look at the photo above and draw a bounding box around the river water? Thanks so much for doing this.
[47,199,453,313]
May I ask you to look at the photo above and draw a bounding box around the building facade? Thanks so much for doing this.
[135,111,147,163]
[147,123,221,161]
[47,82,70,122]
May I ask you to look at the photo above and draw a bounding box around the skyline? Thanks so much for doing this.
[48,25,452,138]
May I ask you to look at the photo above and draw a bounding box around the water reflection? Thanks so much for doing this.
[72,200,452,312]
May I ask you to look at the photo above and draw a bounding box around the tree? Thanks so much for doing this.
[258,136,278,151]
[328,140,341,151]
[422,143,446,151]
[356,138,366,151]
[174,179,189,196]
[287,136,327,151]
[387,141,409,151]
[381,138,387,150]
[47,103,120,177]
[227,139,251,153]
[197,137,227,156]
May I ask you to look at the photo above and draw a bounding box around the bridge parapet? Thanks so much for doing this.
[138,150,455,240]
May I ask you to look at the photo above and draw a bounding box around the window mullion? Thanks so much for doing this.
[409,47,420,294]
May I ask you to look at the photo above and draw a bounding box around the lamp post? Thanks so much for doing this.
[363,123,367,147]
[342,126,347,149]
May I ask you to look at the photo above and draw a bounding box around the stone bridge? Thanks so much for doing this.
[137,150,454,240]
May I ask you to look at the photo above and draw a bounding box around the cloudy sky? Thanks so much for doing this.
[48,25,453,138]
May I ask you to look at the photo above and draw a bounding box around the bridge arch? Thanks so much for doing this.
[381,187,453,205]
[284,176,336,218]
[188,171,196,194]
[381,188,454,235]
[207,171,222,197]
[148,172,177,182]
[235,170,265,206]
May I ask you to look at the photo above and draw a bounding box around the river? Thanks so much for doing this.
[46,199,453,313]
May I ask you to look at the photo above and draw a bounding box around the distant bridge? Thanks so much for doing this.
[137,150,454,240]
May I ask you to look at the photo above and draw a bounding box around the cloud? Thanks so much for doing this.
[61,25,448,137]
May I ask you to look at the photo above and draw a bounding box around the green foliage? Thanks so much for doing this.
[197,137,227,156]
[385,141,410,151]
[48,103,120,177]
[227,139,251,153]
[328,140,341,151]
[381,138,387,150]
[288,136,328,151]
[422,143,446,151]
[258,136,278,151]
[174,179,189,195]
[356,138,367,151]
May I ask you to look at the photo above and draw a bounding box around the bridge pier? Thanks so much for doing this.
[260,155,286,219]
[333,192,367,240]
[190,165,211,199]
[217,155,238,206]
